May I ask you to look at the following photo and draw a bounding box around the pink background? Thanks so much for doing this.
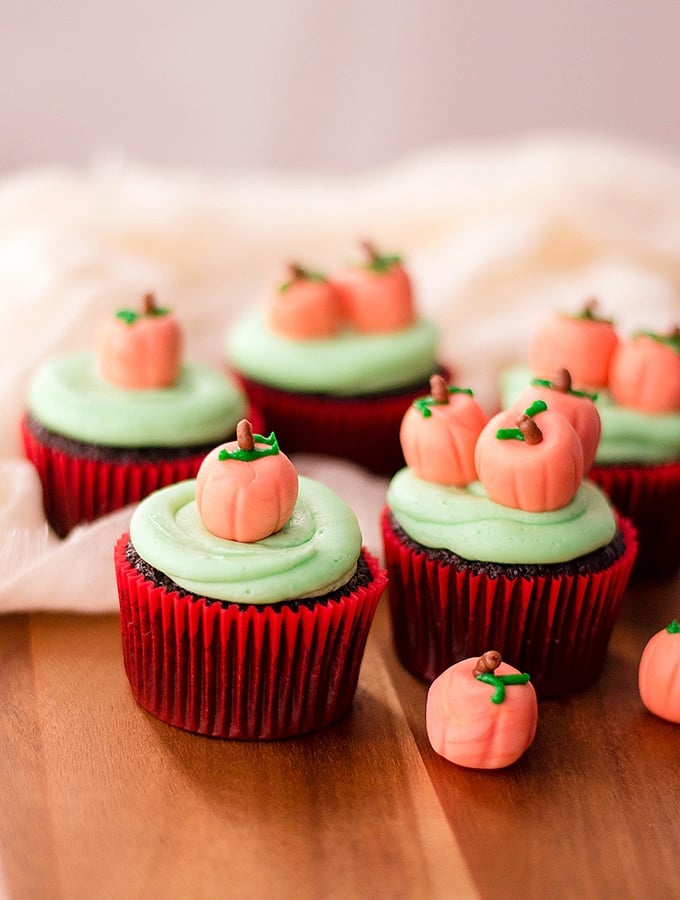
[2,0,679,174]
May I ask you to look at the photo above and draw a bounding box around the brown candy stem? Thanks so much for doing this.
[287,263,307,281]
[236,419,255,452]
[142,292,157,315]
[517,413,543,444]
[473,651,502,677]
[430,374,450,404]
[582,297,599,319]
[552,368,572,392]
[359,239,379,263]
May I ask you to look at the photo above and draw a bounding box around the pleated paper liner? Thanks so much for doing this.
[115,536,387,740]
[589,459,680,579]
[381,508,637,699]
[22,407,264,538]
[232,368,450,477]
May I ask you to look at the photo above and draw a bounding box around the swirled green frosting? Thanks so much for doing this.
[27,353,246,447]
[129,476,362,604]
[500,365,680,464]
[225,310,438,395]
[387,469,616,564]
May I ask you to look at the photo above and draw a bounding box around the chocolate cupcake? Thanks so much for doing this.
[23,293,259,536]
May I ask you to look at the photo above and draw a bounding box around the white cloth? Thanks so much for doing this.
[1,133,679,613]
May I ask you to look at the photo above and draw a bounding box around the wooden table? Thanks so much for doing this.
[2,573,680,900]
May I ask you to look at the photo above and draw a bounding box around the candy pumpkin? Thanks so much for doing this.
[474,400,584,512]
[609,328,680,414]
[267,263,342,340]
[513,368,601,473]
[528,300,618,389]
[195,419,299,542]
[400,375,487,485]
[331,240,414,333]
[426,650,537,769]
[99,292,182,389]
[638,619,680,724]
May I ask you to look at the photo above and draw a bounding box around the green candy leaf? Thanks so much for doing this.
[219,432,280,462]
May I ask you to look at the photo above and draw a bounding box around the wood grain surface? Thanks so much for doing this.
[1,573,680,900]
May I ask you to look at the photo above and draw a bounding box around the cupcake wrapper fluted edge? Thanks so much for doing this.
[115,535,387,740]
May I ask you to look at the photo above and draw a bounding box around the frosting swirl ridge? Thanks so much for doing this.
[129,476,362,604]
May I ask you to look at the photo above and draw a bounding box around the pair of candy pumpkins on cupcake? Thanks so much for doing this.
[226,241,444,476]
[383,373,638,700]
[503,301,680,578]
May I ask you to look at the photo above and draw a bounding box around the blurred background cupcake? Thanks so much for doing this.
[226,242,446,476]
[23,292,259,536]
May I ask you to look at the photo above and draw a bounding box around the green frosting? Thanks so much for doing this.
[27,353,246,447]
[225,310,438,395]
[129,476,362,604]
[500,365,680,464]
[387,469,617,564]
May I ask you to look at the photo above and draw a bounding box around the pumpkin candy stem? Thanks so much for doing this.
[430,374,450,404]
[552,368,572,392]
[473,650,531,704]
[279,263,327,293]
[143,292,157,315]
[517,413,543,445]
[236,419,255,452]
[473,650,502,676]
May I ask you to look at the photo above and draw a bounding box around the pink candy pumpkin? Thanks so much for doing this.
[638,619,680,724]
[475,400,584,512]
[426,650,537,769]
[195,420,299,542]
[400,375,487,485]
[609,329,680,414]
[268,264,342,340]
[331,241,414,334]
[99,292,182,389]
[513,368,601,473]
[528,300,618,390]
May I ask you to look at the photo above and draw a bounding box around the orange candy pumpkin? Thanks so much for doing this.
[638,619,680,723]
[331,241,414,333]
[267,264,342,340]
[513,368,601,473]
[99,292,182,389]
[400,375,487,485]
[474,400,584,512]
[426,650,537,769]
[195,420,299,542]
[528,300,618,390]
[609,329,680,414]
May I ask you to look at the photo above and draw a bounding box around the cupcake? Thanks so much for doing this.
[382,385,637,698]
[502,308,680,578]
[23,292,258,537]
[225,242,444,476]
[114,419,387,740]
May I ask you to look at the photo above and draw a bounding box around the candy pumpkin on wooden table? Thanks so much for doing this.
[426,650,537,769]
[528,299,618,390]
[399,374,487,485]
[638,619,680,724]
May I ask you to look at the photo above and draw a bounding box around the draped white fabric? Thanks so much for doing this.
[1,135,679,612]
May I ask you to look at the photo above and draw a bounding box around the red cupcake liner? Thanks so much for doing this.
[233,368,449,477]
[21,407,264,538]
[589,461,680,578]
[115,535,387,740]
[381,508,637,698]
